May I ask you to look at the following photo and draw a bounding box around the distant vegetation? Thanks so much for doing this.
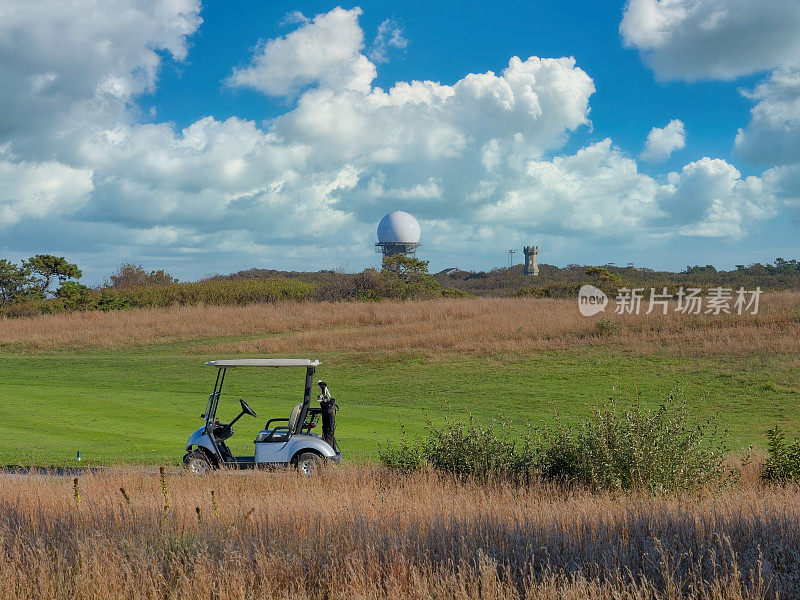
[202,256,800,300]
[0,255,467,318]
[440,258,800,298]
[0,254,83,306]
[0,261,314,318]
[2,254,800,318]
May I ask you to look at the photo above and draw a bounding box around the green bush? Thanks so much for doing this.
[380,397,730,492]
[0,277,315,317]
[595,318,620,336]
[313,262,448,302]
[55,281,93,311]
[421,415,529,480]
[381,255,442,300]
[108,263,177,288]
[762,426,800,482]
[312,269,403,302]
[0,297,55,318]
[94,288,133,311]
[98,277,315,308]
[379,413,537,482]
[536,399,730,492]
[513,286,545,298]
[440,287,475,299]
[378,424,426,473]
[512,282,582,298]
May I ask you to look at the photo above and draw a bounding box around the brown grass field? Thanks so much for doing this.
[1,464,798,600]
[3,295,800,598]
[1,293,799,357]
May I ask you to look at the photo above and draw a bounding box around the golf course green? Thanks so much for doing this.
[3,340,798,465]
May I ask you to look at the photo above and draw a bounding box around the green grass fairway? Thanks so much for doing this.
[2,342,799,465]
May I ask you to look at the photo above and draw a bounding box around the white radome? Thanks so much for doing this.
[377,211,421,244]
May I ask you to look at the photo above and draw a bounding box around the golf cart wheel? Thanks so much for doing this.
[294,452,322,477]
[183,450,213,475]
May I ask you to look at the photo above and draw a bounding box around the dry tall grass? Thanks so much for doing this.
[0,466,796,599]
[1,293,798,356]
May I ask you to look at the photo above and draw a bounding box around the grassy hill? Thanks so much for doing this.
[2,295,799,465]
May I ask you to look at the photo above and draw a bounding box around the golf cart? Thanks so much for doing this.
[183,358,341,475]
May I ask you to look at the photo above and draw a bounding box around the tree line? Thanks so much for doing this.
[0,257,182,307]
[0,254,456,317]
[3,253,798,316]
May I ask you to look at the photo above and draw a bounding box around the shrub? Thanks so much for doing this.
[0,277,315,317]
[595,318,620,336]
[100,277,314,307]
[380,397,730,492]
[94,289,133,311]
[56,281,93,311]
[422,414,527,480]
[0,297,55,318]
[381,255,442,300]
[313,266,445,302]
[378,424,426,473]
[536,398,730,492]
[380,413,538,482]
[586,266,623,288]
[762,426,800,482]
[440,287,474,299]
[512,282,582,299]
[313,269,398,301]
[109,263,177,288]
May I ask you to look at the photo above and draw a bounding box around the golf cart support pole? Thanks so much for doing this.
[294,365,315,435]
[205,367,227,462]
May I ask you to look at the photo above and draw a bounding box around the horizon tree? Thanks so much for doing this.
[23,254,82,297]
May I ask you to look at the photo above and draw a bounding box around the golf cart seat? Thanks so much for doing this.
[254,425,290,443]
[253,403,303,443]
[288,402,302,431]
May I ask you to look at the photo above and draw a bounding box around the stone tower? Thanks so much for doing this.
[523,246,539,276]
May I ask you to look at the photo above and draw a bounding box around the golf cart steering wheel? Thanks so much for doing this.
[240,398,257,418]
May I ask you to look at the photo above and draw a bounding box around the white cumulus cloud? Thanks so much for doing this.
[274,54,596,171]
[661,158,776,238]
[0,0,202,160]
[227,7,375,97]
[620,0,800,81]
[0,159,93,226]
[481,142,775,241]
[736,68,800,166]
[481,139,662,234]
[368,19,407,64]
[641,119,686,162]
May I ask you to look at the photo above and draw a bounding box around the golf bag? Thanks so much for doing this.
[319,397,338,452]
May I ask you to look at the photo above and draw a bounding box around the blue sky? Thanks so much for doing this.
[1,0,799,282]
[149,1,753,166]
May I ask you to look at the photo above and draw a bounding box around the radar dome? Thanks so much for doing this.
[377,211,421,244]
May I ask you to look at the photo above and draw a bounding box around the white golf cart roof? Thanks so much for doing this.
[205,359,320,368]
